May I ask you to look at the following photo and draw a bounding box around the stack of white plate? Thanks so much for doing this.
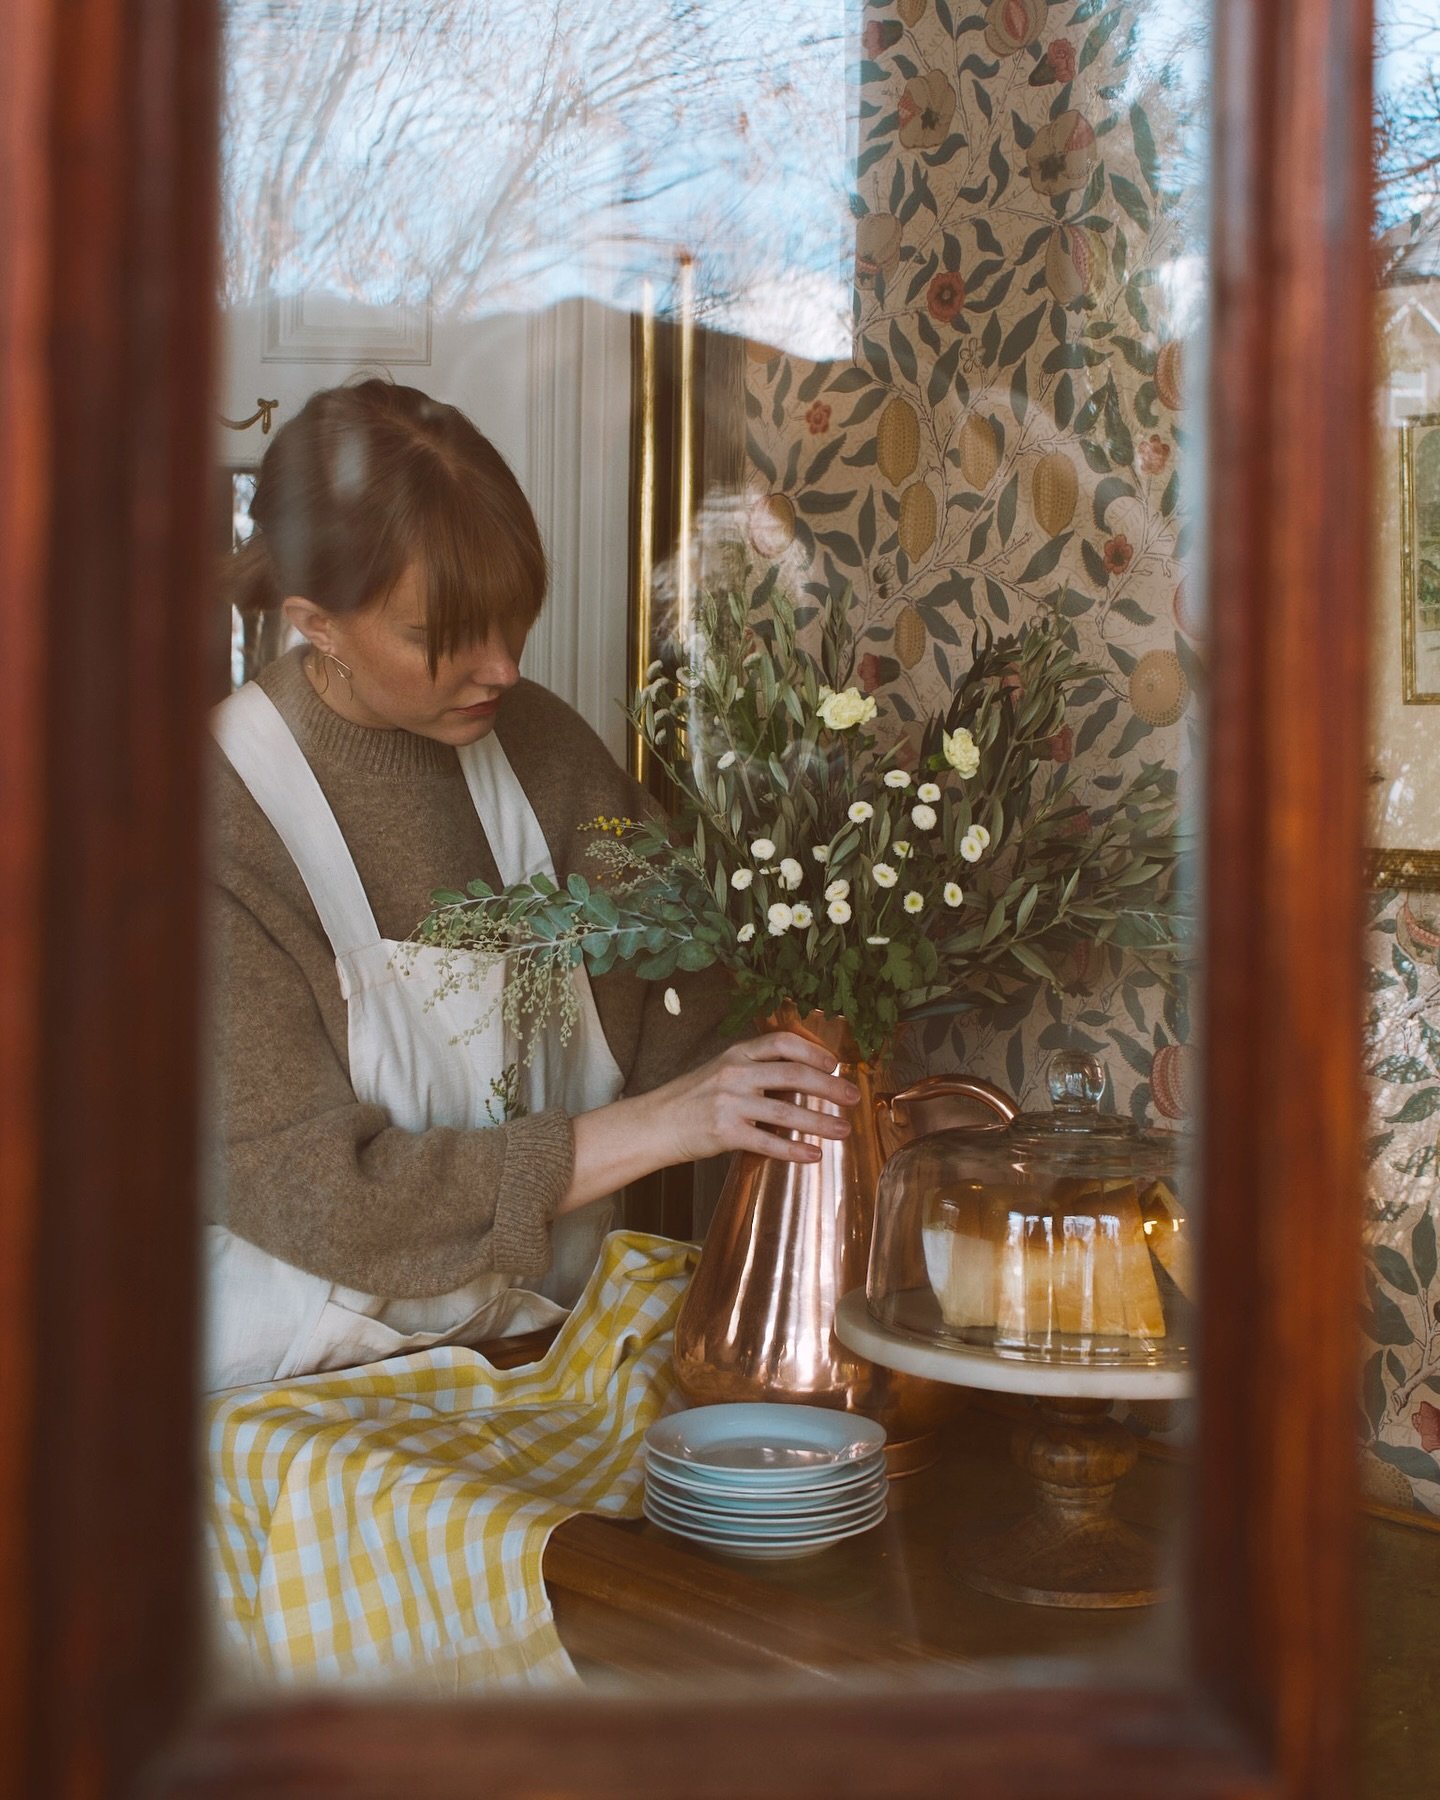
[642,1402,888,1560]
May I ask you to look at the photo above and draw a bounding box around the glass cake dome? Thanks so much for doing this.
[866,1052,1192,1366]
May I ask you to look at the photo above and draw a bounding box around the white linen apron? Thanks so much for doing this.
[205,681,624,1391]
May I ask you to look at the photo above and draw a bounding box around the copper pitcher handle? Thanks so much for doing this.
[886,1075,1018,1129]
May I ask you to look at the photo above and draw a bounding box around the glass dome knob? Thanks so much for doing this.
[1047,1051,1107,1113]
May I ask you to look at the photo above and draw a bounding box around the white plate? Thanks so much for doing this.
[643,1450,886,1503]
[643,1498,888,1559]
[645,1467,888,1522]
[643,1488,888,1538]
[645,1404,886,1476]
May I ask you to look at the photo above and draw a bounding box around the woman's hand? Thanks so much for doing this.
[559,1035,859,1215]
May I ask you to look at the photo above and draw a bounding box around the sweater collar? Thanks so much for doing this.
[261,647,456,779]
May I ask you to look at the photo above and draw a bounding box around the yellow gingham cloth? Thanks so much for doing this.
[205,1230,695,1691]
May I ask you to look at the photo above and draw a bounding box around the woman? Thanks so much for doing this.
[207,378,856,1390]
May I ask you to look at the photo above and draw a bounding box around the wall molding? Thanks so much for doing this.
[522,299,632,762]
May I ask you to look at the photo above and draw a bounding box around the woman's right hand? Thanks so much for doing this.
[559,1035,860,1215]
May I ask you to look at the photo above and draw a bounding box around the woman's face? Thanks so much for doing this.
[287,562,529,746]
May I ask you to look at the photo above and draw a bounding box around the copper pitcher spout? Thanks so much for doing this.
[876,1073,1020,1161]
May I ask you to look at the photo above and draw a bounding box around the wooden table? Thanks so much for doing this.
[542,1403,1187,1686]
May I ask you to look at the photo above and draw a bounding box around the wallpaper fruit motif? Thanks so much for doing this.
[1361,890,1440,1516]
[739,0,1200,1121]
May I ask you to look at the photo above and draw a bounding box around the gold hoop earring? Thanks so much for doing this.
[308,648,353,700]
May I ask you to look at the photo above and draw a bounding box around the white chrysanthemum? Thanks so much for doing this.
[943,727,981,778]
[892,840,912,860]
[767,902,794,935]
[848,801,874,824]
[731,868,754,890]
[867,934,890,946]
[827,898,852,924]
[791,902,814,929]
[779,857,804,890]
[816,685,878,731]
[737,922,757,943]
[718,749,737,770]
[917,781,941,803]
[663,986,682,1015]
[872,863,898,888]
[825,878,850,903]
[812,844,830,863]
[971,824,992,849]
[903,890,924,914]
[943,881,964,908]
[960,832,985,864]
[751,836,776,862]
[646,659,665,679]
[911,803,938,831]
[883,769,911,789]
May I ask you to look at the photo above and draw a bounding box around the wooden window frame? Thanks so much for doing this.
[0,0,1372,1793]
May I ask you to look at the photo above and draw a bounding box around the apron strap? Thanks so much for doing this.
[457,731,556,888]
[212,682,381,956]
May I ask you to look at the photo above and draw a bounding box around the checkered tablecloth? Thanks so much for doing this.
[205,1230,694,1691]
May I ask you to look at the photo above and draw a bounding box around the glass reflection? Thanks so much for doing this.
[207,0,1208,1698]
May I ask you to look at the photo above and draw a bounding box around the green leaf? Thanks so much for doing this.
[1372,1244,1420,1296]
[1362,1350,1387,1435]
[999,301,1046,369]
[1388,1089,1440,1126]
[1366,1286,1415,1346]
[1093,474,1137,529]
[998,472,1019,546]
[1414,1210,1438,1290]
[1130,102,1160,197]
[1110,172,1152,233]
[1018,532,1071,584]
[1374,1442,1440,1485]
[584,889,620,928]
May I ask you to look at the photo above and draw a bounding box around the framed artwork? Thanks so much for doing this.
[1400,413,1440,704]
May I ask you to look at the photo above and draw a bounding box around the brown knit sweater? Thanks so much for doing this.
[207,647,733,1296]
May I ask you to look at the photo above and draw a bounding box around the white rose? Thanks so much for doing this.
[971,824,992,849]
[737,922,757,942]
[943,881,964,907]
[812,844,830,863]
[903,890,924,914]
[866,934,890,946]
[917,781,941,803]
[791,902,814,928]
[731,868,754,890]
[663,986,682,1015]
[883,769,911,789]
[718,749,737,770]
[848,801,874,824]
[942,727,980,778]
[816,685,878,731]
[779,857,804,890]
[767,902,794,935]
[825,878,850,902]
[751,836,776,861]
[872,863,898,888]
[911,803,938,831]
[960,832,985,864]
[827,898,852,924]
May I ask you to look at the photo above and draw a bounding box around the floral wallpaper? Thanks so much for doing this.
[1361,890,1440,1516]
[738,0,1201,1124]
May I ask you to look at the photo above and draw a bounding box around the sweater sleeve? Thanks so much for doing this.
[208,881,576,1297]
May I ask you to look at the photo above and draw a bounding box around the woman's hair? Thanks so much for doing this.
[226,379,546,669]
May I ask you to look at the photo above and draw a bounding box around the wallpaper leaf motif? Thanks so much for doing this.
[741,0,1199,1133]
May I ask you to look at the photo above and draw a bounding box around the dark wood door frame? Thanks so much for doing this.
[0,0,1372,1795]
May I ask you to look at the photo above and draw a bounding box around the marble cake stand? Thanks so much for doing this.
[834,1289,1193,1610]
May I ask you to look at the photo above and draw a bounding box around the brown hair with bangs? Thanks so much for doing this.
[226,378,547,670]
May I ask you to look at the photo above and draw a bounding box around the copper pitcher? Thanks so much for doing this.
[670,1004,1016,1474]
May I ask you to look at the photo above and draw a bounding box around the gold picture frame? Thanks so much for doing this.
[1400,412,1440,704]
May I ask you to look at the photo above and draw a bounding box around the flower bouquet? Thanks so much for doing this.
[416,573,1181,1063]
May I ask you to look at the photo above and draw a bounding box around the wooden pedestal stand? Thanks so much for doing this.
[834,1291,1192,1610]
